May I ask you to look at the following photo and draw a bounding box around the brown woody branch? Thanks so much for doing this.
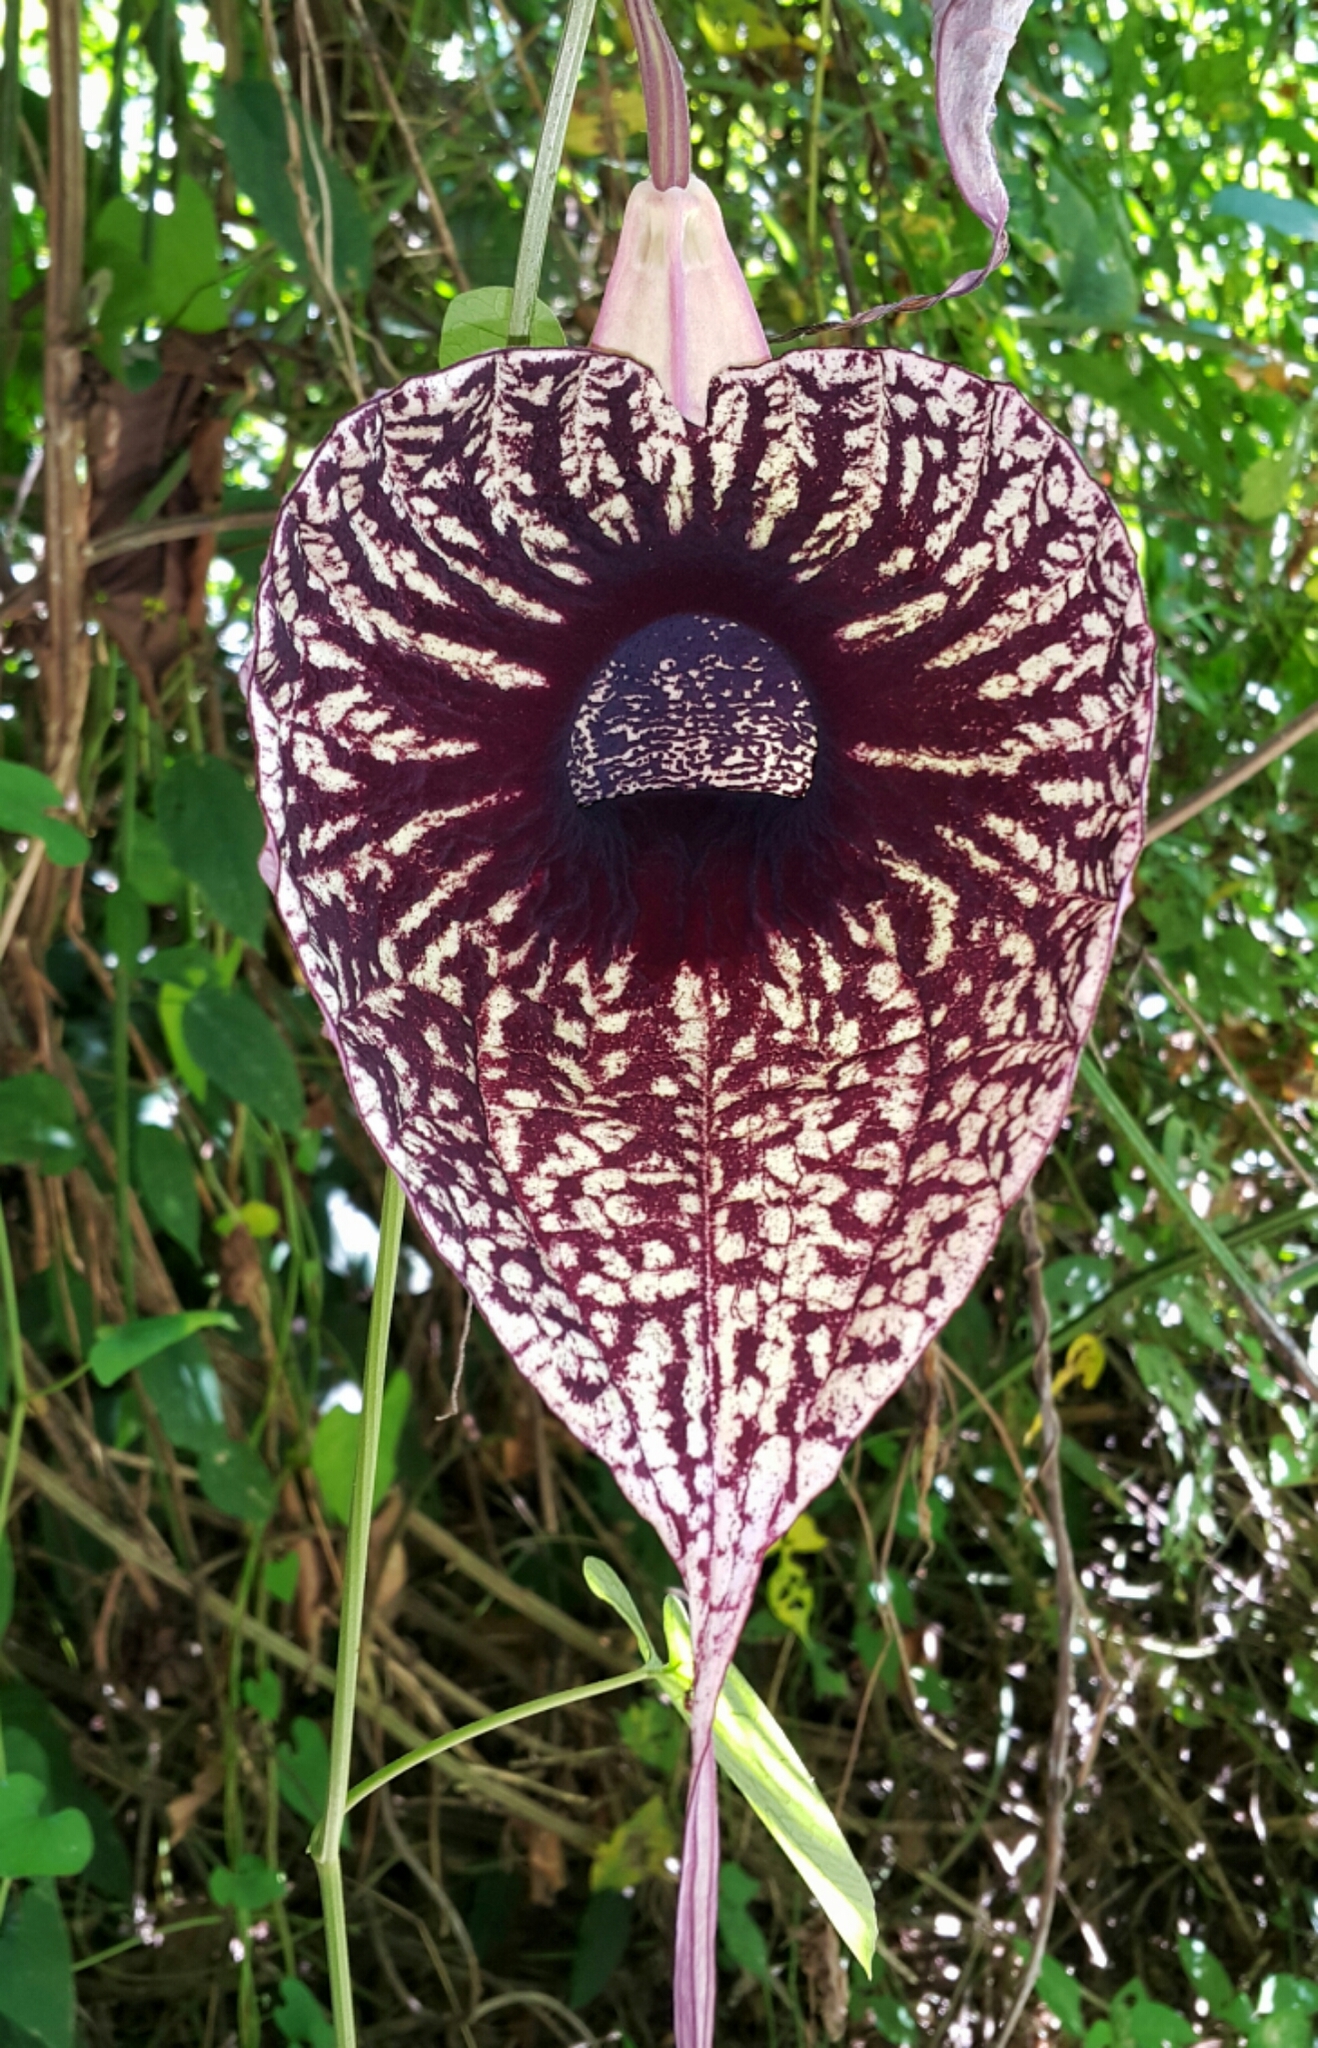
[1144,695,1318,845]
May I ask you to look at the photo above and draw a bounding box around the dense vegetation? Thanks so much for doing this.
[2,0,1318,2042]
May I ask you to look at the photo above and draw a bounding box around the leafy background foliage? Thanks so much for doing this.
[1,0,1318,2041]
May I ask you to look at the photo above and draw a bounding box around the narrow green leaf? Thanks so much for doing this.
[583,1557,657,1666]
[660,1595,877,1974]
[1210,184,1318,239]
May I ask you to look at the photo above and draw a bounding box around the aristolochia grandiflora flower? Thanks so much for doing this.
[245,2,1156,2039]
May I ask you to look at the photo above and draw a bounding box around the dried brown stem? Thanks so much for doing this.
[1143,696,1318,846]
[0,1423,600,1848]
[339,0,470,291]
[40,0,90,798]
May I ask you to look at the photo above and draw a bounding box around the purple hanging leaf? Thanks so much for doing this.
[245,345,1155,2046]
[933,0,1033,282]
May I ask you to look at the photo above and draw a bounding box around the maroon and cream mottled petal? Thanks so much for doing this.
[245,333,1155,1768]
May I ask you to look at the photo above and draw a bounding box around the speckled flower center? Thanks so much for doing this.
[567,612,818,807]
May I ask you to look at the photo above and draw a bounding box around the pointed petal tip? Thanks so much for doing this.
[591,177,770,426]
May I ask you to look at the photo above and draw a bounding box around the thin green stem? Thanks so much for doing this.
[74,1916,224,1973]
[113,675,140,1320]
[314,1169,406,2048]
[344,1663,663,1816]
[507,0,597,345]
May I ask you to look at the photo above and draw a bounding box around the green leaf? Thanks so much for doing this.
[582,1556,657,1665]
[617,1697,684,1774]
[1210,185,1318,239]
[568,1891,632,2010]
[137,1342,228,1453]
[1267,1433,1318,1487]
[103,881,148,967]
[208,1852,287,1914]
[214,79,373,296]
[0,1881,75,2048]
[717,1862,769,1979]
[1041,171,1139,329]
[1109,1982,1196,2048]
[242,1670,283,1723]
[277,1718,343,1841]
[197,1440,277,1524]
[1131,1343,1200,1432]
[88,1311,237,1388]
[0,1775,94,1879]
[1239,451,1296,522]
[183,985,303,1132]
[1178,1936,1236,2016]
[1017,1944,1085,2037]
[134,1125,202,1261]
[264,1551,300,1602]
[152,175,227,331]
[1248,2016,1313,2048]
[310,1372,411,1525]
[0,1536,13,1641]
[273,1977,337,2048]
[0,1074,83,1174]
[0,763,89,867]
[155,756,269,945]
[1285,1646,1318,1728]
[439,286,566,368]
[126,815,182,904]
[869,1993,919,2046]
[660,1595,877,1974]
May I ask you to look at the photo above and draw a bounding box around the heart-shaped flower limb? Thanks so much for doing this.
[245,6,1156,2043]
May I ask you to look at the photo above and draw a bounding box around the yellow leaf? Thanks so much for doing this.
[780,1511,828,1555]
[589,1795,677,1891]
[216,1200,282,1241]
[696,0,792,52]
[1065,1332,1106,1390]
[1024,1332,1107,1441]
[565,88,647,155]
[766,1552,813,1641]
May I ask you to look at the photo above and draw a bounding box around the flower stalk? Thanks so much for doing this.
[313,1168,405,2048]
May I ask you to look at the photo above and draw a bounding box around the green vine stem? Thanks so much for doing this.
[507,0,598,346]
[314,1167,405,2048]
[341,1662,665,1816]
